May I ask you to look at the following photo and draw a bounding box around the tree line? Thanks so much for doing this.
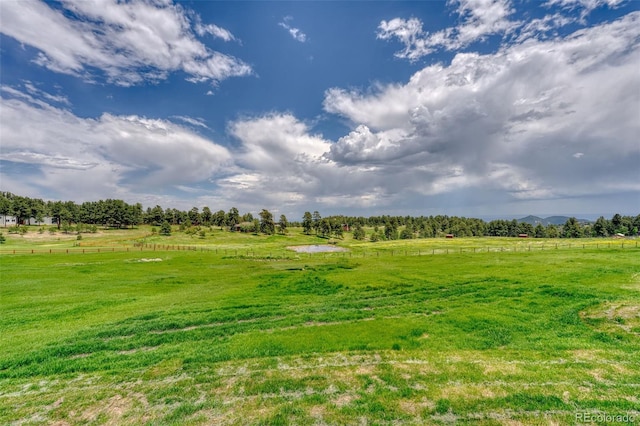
[302,211,639,240]
[1,192,638,239]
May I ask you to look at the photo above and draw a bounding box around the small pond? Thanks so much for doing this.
[287,245,349,253]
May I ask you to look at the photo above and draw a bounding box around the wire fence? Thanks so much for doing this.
[0,240,637,258]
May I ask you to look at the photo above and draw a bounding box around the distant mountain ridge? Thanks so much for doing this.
[518,215,591,226]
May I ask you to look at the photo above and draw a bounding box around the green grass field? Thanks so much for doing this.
[1,227,639,425]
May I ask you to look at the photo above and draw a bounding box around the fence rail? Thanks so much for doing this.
[0,241,637,257]
[0,244,205,255]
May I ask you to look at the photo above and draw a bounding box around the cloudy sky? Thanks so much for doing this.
[1,0,638,219]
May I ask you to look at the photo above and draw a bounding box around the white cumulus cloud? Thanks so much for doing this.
[0,86,232,200]
[330,12,640,202]
[0,0,252,86]
[377,0,519,60]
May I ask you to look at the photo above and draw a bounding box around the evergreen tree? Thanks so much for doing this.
[546,224,559,238]
[302,211,313,235]
[352,223,365,240]
[259,209,275,235]
[227,207,240,229]
[188,207,200,225]
[562,217,583,238]
[278,214,288,234]
[11,196,31,227]
[384,222,398,240]
[319,218,331,237]
[312,211,322,234]
[201,207,212,226]
[400,228,413,239]
[593,216,609,237]
[159,221,172,236]
[213,210,226,228]
[534,223,547,238]
[332,220,343,239]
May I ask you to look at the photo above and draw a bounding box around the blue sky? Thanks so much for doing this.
[1,0,638,219]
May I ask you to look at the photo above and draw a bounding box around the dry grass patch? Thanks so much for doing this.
[79,393,149,425]
[398,398,435,415]
[581,301,640,335]
[482,361,520,376]
[331,393,357,407]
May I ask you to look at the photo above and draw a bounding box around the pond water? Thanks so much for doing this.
[287,245,349,253]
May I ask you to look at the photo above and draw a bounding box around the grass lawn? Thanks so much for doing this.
[0,228,638,424]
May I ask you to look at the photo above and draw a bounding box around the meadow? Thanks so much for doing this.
[0,227,638,425]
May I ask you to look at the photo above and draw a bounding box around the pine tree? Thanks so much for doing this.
[302,212,313,235]
[160,221,172,236]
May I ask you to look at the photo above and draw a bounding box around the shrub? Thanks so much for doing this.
[352,225,365,240]
[0,233,5,244]
[160,221,172,236]
[400,228,414,239]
